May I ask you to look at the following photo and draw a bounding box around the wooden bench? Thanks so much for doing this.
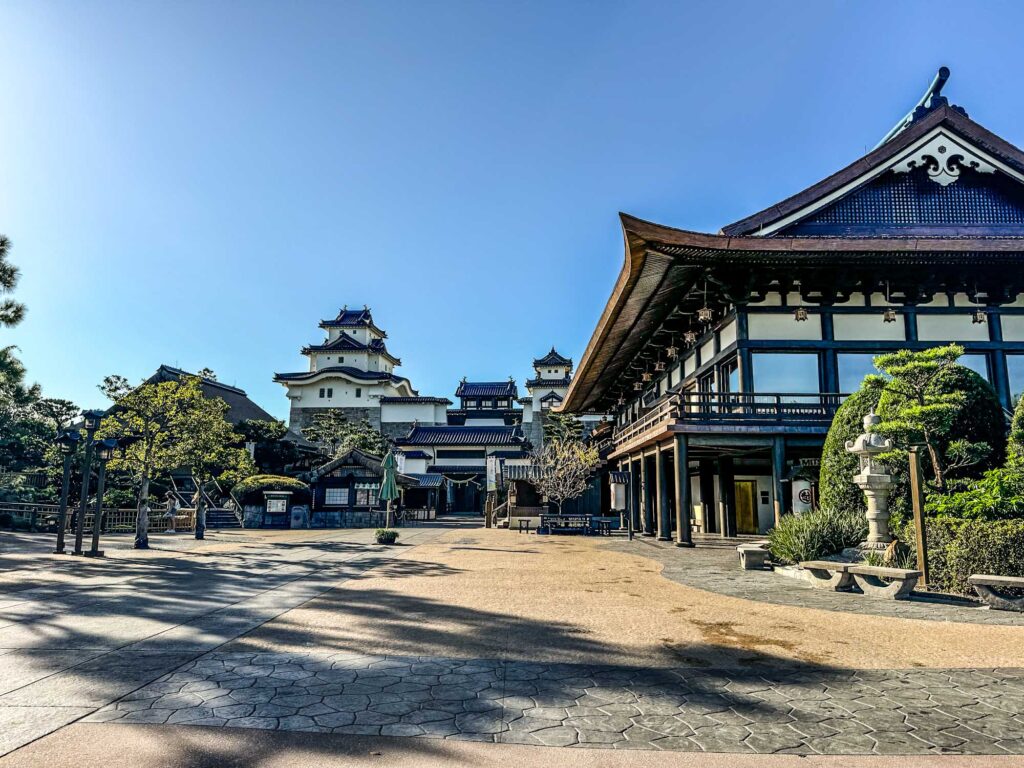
[737,543,770,570]
[848,564,921,600]
[592,519,613,537]
[798,561,855,591]
[539,514,592,535]
[517,519,532,534]
[969,574,1024,612]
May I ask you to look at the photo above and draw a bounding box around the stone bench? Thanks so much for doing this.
[848,565,921,600]
[737,542,770,570]
[798,561,855,591]
[969,574,1024,612]
[798,561,856,593]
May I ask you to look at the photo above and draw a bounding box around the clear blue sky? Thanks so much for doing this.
[3,1,1023,419]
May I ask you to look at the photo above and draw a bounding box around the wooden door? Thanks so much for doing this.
[735,481,758,534]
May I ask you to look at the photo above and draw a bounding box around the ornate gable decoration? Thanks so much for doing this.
[891,130,996,187]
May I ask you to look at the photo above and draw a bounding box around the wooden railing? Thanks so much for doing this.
[613,391,844,447]
[0,503,195,532]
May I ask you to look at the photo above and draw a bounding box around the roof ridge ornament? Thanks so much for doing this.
[875,66,969,150]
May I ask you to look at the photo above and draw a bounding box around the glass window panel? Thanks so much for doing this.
[958,353,989,382]
[752,353,820,396]
[838,353,878,394]
[1007,355,1024,404]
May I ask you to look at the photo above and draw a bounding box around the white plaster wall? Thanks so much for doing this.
[718,321,737,349]
[917,314,991,342]
[402,457,429,474]
[952,293,984,307]
[463,417,509,427]
[684,354,697,377]
[747,312,823,340]
[288,380,400,409]
[834,293,867,307]
[700,339,716,365]
[833,314,907,341]
[919,294,951,308]
[381,402,438,424]
[1001,315,1024,341]
[434,404,449,423]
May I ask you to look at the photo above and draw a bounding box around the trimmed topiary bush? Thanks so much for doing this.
[819,382,883,517]
[767,507,867,565]
[1010,395,1024,465]
[231,474,310,506]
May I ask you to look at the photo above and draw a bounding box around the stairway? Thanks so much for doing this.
[205,508,241,529]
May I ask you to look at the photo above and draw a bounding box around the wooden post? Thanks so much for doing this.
[673,434,693,547]
[909,446,929,588]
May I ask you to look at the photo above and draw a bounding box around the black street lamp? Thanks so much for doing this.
[52,430,82,554]
[72,409,105,556]
[84,438,118,558]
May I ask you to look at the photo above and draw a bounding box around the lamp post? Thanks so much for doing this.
[84,438,118,558]
[72,410,105,556]
[52,430,82,553]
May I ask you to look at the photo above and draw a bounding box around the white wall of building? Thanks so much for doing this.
[381,401,442,424]
[747,312,823,340]
[833,314,907,341]
[917,314,991,342]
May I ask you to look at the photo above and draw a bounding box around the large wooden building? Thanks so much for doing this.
[562,72,1024,541]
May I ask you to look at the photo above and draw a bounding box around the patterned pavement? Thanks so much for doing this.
[88,651,1024,755]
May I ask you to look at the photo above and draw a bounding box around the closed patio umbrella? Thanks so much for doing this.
[379,450,399,528]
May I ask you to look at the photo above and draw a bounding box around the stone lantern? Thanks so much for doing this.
[845,411,895,548]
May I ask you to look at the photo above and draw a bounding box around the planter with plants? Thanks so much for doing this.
[374,528,399,545]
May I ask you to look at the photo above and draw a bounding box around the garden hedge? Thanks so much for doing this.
[925,517,1024,595]
[231,474,310,506]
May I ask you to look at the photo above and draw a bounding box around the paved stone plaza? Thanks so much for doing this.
[0,521,1023,764]
[88,650,1024,755]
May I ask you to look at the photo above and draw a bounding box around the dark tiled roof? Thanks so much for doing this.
[399,425,525,447]
[380,396,452,405]
[405,473,445,488]
[455,380,519,399]
[526,376,572,389]
[273,366,410,386]
[533,347,572,368]
[400,450,431,459]
[146,365,274,426]
[302,333,400,364]
[318,308,388,338]
[540,391,564,402]
[427,465,485,475]
[308,448,418,486]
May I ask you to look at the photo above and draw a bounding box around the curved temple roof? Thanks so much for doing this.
[563,103,1024,415]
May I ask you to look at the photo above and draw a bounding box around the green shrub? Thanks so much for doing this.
[767,508,867,565]
[231,474,310,506]
[819,383,883,517]
[374,528,399,545]
[1010,395,1024,465]
[927,467,1024,521]
[925,517,1024,594]
[103,487,138,508]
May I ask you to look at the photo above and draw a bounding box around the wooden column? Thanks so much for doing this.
[674,434,693,547]
[771,436,786,526]
[630,457,642,533]
[641,455,655,536]
[698,459,716,534]
[718,456,737,538]
[656,444,671,541]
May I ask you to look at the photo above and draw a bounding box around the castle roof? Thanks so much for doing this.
[533,347,572,368]
[455,380,519,399]
[302,333,401,365]
[273,366,413,389]
[398,425,525,447]
[318,306,386,336]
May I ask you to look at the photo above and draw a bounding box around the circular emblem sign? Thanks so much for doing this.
[798,488,813,505]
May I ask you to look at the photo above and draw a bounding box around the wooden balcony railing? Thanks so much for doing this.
[613,391,844,447]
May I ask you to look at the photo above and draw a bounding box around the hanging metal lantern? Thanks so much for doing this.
[697,306,714,324]
[882,307,898,323]
[972,308,988,324]
[633,381,643,391]
[641,371,653,383]
[666,345,679,360]
[793,306,809,322]
[683,330,698,345]
[654,360,666,372]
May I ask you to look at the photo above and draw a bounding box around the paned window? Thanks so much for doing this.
[324,488,349,506]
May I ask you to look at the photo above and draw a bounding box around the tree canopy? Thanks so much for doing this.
[302,412,390,457]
